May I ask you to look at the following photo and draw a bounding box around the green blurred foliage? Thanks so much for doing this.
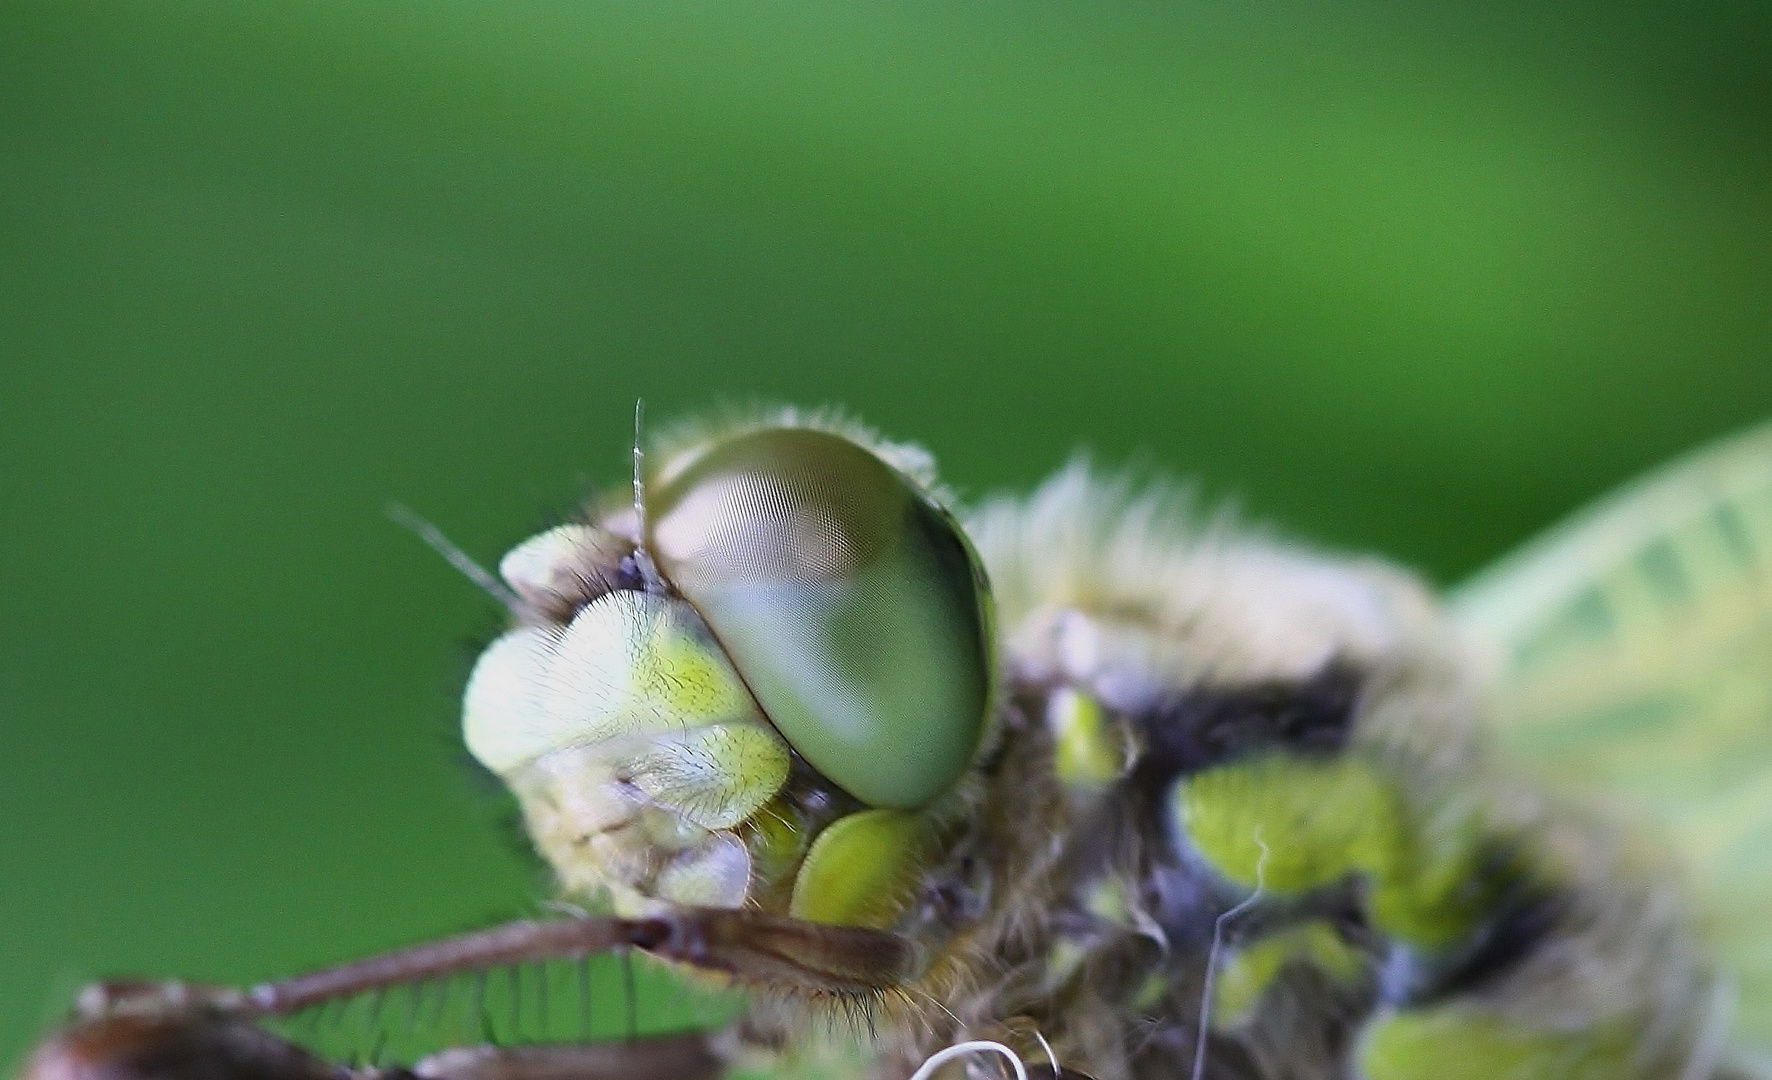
[1,0,1769,1067]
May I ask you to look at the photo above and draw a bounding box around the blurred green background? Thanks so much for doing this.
[3,0,1771,1067]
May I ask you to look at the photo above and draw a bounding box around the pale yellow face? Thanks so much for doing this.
[465,578,794,912]
[459,422,994,927]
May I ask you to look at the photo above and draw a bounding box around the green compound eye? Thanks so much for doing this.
[650,426,993,809]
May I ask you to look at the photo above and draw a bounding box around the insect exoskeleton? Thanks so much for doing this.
[30,411,1767,1080]
[455,411,1727,1080]
[462,417,995,937]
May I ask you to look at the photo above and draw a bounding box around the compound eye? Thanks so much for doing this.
[650,427,992,809]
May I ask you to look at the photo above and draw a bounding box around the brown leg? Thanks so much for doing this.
[20,1012,351,1080]
[22,1011,721,1080]
[412,1036,721,1080]
[72,908,914,1024]
[29,909,915,1080]
[630,909,918,995]
[235,909,914,1014]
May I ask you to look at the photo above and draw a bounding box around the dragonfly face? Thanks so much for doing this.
[464,423,993,929]
[23,408,1753,1080]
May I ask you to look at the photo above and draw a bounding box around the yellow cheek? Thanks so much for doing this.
[789,809,933,930]
[622,722,792,831]
[641,624,755,723]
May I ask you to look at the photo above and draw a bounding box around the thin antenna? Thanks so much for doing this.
[387,503,525,616]
[628,399,667,593]
[632,399,647,535]
[1191,832,1269,1080]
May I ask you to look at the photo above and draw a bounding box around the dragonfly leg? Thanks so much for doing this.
[24,1008,723,1080]
[25,908,915,1080]
[26,909,916,1080]
[627,908,919,995]
[411,1036,720,1080]
[233,909,915,1014]
[21,1011,349,1080]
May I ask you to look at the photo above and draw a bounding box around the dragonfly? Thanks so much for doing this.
[21,407,1772,1080]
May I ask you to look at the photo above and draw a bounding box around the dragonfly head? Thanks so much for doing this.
[461,419,995,931]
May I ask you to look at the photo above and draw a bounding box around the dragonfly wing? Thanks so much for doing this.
[1448,419,1772,1060]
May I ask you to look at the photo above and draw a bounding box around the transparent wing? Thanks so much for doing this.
[1448,419,1772,1055]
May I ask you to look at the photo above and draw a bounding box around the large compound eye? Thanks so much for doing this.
[650,427,993,809]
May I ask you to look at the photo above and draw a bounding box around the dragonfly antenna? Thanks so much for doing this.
[632,399,647,536]
[387,503,526,616]
[628,399,667,593]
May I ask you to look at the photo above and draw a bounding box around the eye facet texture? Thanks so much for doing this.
[651,427,992,809]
